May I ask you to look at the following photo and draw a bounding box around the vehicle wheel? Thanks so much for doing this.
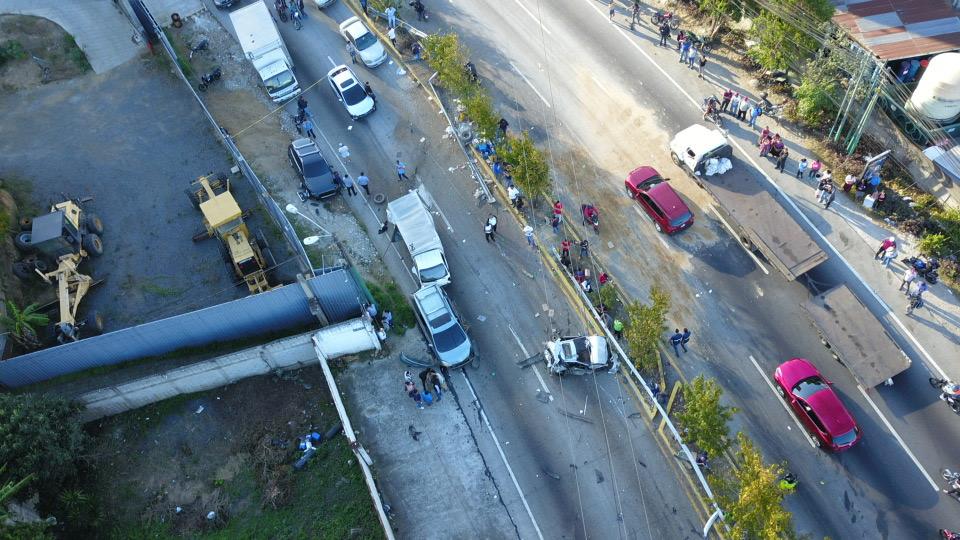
[650,14,659,25]
[82,233,104,257]
[12,262,35,280]
[931,377,946,389]
[84,213,104,235]
[670,18,680,29]
[654,222,662,233]
[775,384,786,398]
[670,152,681,166]
[626,185,635,198]
[85,310,105,335]
[14,232,34,253]
[198,82,208,91]
[18,217,32,231]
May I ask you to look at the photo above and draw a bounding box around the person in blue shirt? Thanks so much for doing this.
[669,329,683,357]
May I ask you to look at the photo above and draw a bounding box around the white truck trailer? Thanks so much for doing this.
[387,190,451,287]
[229,1,301,103]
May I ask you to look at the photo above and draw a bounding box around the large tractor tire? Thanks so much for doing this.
[84,310,105,336]
[84,213,104,235]
[12,262,35,280]
[82,233,104,257]
[18,217,32,231]
[14,232,34,253]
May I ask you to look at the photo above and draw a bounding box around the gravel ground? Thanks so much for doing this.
[0,53,254,330]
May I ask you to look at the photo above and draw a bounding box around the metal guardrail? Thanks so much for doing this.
[146,8,313,277]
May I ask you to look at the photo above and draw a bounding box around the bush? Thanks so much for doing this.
[461,89,499,140]
[918,233,948,257]
[422,33,471,95]
[62,35,91,72]
[0,41,27,67]
[498,131,551,198]
[0,394,87,498]
[366,280,414,335]
[623,287,670,373]
[677,375,737,457]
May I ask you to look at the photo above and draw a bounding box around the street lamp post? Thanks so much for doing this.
[285,203,332,238]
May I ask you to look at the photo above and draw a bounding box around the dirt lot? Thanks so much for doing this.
[0,15,90,91]
[0,14,300,337]
[84,367,380,539]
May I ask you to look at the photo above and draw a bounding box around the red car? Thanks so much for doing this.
[624,166,694,234]
[774,358,861,451]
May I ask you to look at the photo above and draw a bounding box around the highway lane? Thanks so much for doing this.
[424,0,960,536]
[204,2,706,537]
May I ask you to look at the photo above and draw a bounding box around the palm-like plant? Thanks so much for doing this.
[1,301,48,350]
[0,465,33,521]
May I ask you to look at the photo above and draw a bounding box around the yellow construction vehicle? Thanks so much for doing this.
[12,198,105,343]
[188,175,274,294]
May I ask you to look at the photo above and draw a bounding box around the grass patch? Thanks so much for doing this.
[140,282,186,298]
[1,175,39,218]
[366,280,414,335]
[62,35,91,72]
[162,28,193,79]
[0,40,28,67]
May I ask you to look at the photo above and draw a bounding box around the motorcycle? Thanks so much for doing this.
[929,377,960,413]
[275,0,288,22]
[651,10,680,29]
[758,91,786,119]
[902,255,940,284]
[703,96,723,128]
[187,38,209,59]
[942,528,960,540]
[581,204,600,234]
[198,67,222,91]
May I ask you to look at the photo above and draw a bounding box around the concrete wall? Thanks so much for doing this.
[78,318,380,421]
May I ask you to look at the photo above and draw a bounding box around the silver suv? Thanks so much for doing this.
[412,284,471,368]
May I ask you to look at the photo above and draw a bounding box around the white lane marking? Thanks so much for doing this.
[748,355,817,448]
[509,325,553,401]
[327,56,338,68]
[585,0,946,380]
[510,62,553,108]
[857,385,938,491]
[510,0,552,35]
[710,206,770,275]
[460,371,546,540]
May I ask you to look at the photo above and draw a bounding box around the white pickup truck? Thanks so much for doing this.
[230,1,301,103]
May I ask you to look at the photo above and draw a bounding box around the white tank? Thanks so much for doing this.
[908,52,960,122]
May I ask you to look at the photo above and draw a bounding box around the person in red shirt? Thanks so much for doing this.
[875,236,896,259]
[561,239,572,257]
[553,200,564,222]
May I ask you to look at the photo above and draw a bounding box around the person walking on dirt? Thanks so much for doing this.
[396,160,410,181]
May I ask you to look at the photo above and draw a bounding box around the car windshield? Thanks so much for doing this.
[420,263,448,282]
[433,323,466,352]
[354,31,377,51]
[833,428,858,447]
[303,157,330,178]
[670,211,693,227]
[341,82,367,105]
[265,71,296,93]
[792,376,828,400]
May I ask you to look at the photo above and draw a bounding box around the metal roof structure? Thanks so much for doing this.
[307,267,368,324]
[832,0,960,61]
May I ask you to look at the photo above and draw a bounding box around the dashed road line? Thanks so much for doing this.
[511,0,552,36]
[510,62,552,108]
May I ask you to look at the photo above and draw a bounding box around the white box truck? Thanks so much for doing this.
[229,0,301,103]
[387,191,450,287]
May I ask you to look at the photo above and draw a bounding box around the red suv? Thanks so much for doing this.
[624,166,693,234]
[774,358,861,452]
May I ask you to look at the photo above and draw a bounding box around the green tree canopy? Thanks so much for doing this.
[498,131,551,198]
[748,0,835,71]
[623,286,670,372]
[422,33,471,94]
[0,394,87,497]
[0,302,48,350]
[716,433,794,539]
[677,375,738,457]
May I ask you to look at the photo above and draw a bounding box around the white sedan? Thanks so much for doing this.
[326,65,376,120]
[338,16,388,68]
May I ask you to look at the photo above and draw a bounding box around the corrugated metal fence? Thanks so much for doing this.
[0,281,315,388]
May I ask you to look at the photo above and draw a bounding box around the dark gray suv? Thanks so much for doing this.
[288,138,338,199]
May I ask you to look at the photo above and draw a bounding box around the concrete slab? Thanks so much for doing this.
[1,0,142,74]
[338,338,519,540]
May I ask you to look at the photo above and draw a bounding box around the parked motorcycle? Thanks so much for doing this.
[275,0,289,22]
[651,10,680,29]
[902,255,940,284]
[198,67,222,91]
[929,377,960,413]
[581,204,600,234]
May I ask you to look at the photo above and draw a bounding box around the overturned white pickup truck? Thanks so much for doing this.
[544,335,618,376]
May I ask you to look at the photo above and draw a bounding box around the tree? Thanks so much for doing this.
[748,0,834,71]
[0,302,48,350]
[0,394,87,497]
[498,131,551,199]
[461,88,499,140]
[697,0,741,38]
[715,433,794,539]
[677,375,737,457]
[421,33,471,95]
[623,286,670,373]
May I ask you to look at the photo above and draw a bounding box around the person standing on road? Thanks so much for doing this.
[881,242,898,268]
[413,0,426,21]
[342,173,356,196]
[338,143,351,162]
[729,92,741,116]
[484,220,495,242]
[659,21,671,47]
[631,1,641,26]
[900,266,919,294]
[680,328,691,353]
[524,225,535,248]
[822,183,836,210]
[796,157,808,179]
[487,213,497,233]
[609,3,615,21]
[808,159,821,178]
[721,89,733,112]
[357,172,370,195]
[875,236,896,259]
[364,81,376,100]
[687,44,698,69]
[747,102,762,128]
[388,26,397,48]
[738,97,750,121]
[579,238,589,259]
[396,160,410,181]
[303,118,316,139]
[698,54,708,78]
[679,38,691,63]
[346,42,358,64]
[775,147,789,173]
[669,329,683,357]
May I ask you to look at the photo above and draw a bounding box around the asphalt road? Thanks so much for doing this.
[418,0,960,537]
[203,2,708,538]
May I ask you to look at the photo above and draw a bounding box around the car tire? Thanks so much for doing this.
[775,384,786,398]
[84,213,105,235]
[671,152,682,166]
[82,234,104,257]
[654,222,662,233]
[14,232,34,253]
